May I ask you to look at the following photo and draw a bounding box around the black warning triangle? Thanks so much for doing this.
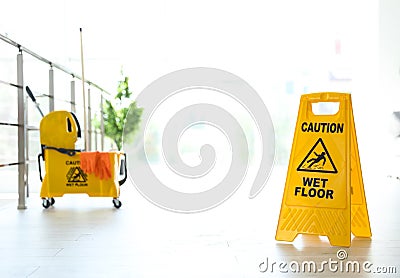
[297,138,338,174]
[67,167,88,182]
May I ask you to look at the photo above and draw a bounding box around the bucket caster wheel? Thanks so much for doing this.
[113,198,122,209]
[42,198,51,209]
[42,198,55,209]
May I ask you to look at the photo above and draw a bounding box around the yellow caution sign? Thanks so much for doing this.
[275,92,371,247]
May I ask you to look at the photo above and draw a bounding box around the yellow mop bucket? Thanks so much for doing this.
[37,111,127,209]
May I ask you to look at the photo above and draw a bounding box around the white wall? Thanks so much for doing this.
[380,0,400,110]
[378,0,400,174]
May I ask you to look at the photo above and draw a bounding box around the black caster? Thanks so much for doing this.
[42,197,55,209]
[113,198,122,209]
[42,198,51,209]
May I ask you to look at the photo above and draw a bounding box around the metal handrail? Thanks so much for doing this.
[0,33,110,96]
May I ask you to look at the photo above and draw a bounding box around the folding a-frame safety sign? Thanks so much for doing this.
[275,92,371,247]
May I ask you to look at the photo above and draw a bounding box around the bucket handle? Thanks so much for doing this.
[118,153,128,186]
[38,153,44,182]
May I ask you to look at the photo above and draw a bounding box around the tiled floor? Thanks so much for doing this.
[0,166,399,277]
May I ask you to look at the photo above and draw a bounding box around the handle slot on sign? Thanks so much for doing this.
[311,102,340,116]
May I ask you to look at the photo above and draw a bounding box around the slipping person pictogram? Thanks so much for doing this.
[307,151,326,169]
[297,138,337,174]
[66,167,88,183]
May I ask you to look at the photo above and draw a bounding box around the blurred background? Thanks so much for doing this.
[0,0,399,195]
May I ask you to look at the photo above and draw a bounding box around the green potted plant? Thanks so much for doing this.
[97,73,143,150]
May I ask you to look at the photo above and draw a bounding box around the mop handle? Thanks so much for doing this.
[26,86,45,117]
[80,28,89,151]
[25,86,37,102]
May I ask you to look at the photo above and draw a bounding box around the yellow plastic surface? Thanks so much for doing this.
[275,92,371,247]
[40,149,121,198]
[40,111,78,149]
